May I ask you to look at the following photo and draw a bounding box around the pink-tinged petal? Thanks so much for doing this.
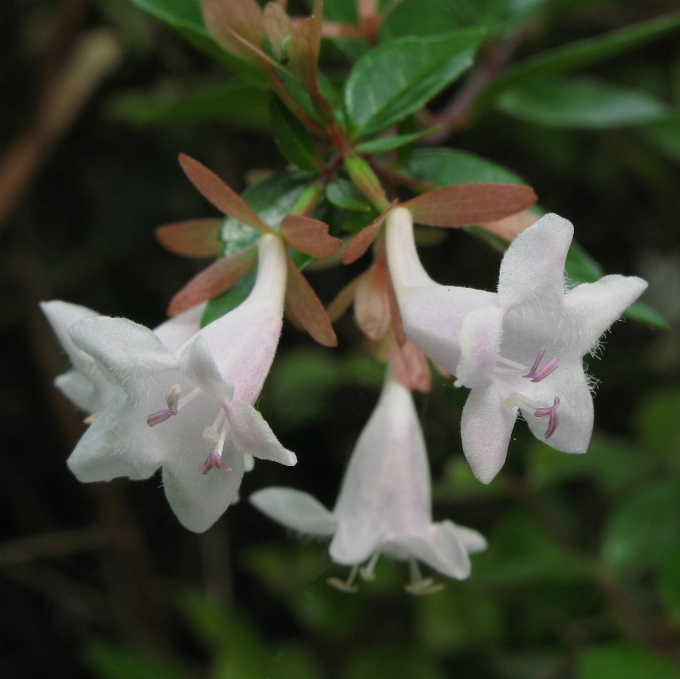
[385,207,435,290]
[497,213,573,309]
[68,317,177,395]
[67,393,163,482]
[461,383,517,484]
[223,398,297,466]
[153,302,206,353]
[250,487,337,535]
[163,441,246,533]
[455,305,505,388]
[396,521,471,579]
[563,274,648,352]
[179,335,235,403]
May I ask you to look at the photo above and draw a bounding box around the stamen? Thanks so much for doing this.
[523,347,559,383]
[147,409,174,427]
[534,397,560,439]
[165,384,181,415]
[200,451,231,475]
[360,552,380,581]
[327,565,359,593]
[496,356,528,370]
[403,558,444,596]
[178,387,202,409]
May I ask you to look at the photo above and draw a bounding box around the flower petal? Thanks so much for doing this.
[179,335,235,403]
[55,370,106,414]
[67,393,163,481]
[153,302,206,352]
[397,521,471,579]
[497,213,573,309]
[454,525,488,554]
[162,441,245,533]
[223,398,297,466]
[455,304,505,388]
[250,487,338,535]
[461,383,517,484]
[330,521,383,566]
[564,274,648,350]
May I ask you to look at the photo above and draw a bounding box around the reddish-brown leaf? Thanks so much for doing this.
[178,154,270,232]
[202,0,263,62]
[389,337,431,393]
[340,201,396,264]
[289,15,321,92]
[279,215,342,258]
[155,219,223,258]
[326,274,363,322]
[285,255,337,346]
[168,245,257,316]
[354,260,390,341]
[480,209,539,241]
[263,2,293,59]
[402,183,538,227]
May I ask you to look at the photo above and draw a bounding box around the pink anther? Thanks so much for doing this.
[146,409,174,427]
[523,347,559,383]
[534,397,560,439]
[200,451,232,475]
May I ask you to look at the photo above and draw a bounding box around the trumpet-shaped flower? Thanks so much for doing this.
[56,234,295,532]
[386,207,648,484]
[251,369,486,593]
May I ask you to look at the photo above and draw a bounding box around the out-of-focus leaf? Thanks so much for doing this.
[83,639,191,679]
[497,78,670,129]
[480,11,680,105]
[341,202,396,264]
[658,544,680,624]
[325,179,372,211]
[127,0,265,81]
[601,480,680,571]
[624,301,670,329]
[637,389,680,455]
[432,456,508,502]
[355,129,437,154]
[344,29,484,138]
[416,587,505,652]
[403,148,525,186]
[106,82,269,129]
[268,645,322,679]
[579,643,680,679]
[641,118,680,164]
[341,647,446,679]
[279,216,342,258]
[321,0,358,24]
[155,218,223,257]
[269,94,322,170]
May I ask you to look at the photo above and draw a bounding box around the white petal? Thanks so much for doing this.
[461,383,517,484]
[498,213,573,309]
[453,525,488,554]
[250,487,337,535]
[563,274,648,351]
[397,521,471,580]
[154,302,206,352]
[330,521,383,566]
[455,304,505,388]
[67,393,162,481]
[223,398,296,466]
[69,317,176,393]
[179,336,235,403]
[520,357,593,454]
[162,442,245,533]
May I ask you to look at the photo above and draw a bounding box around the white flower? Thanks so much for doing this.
[41,300,206,415]
[55,234,295,532]
[386,207,648,484]
[250,369,486,593]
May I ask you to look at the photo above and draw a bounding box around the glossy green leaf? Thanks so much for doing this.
[127,0,265,81]
[269,95,321,171]
[344,29,484,138]
[579,643,680,679]
[107,81,269,130]
[480,11,680,106]
[497,78,670,129]
[201,267,256,327]
[325,179,372,211]
[354,128,436,153]
[403,148,525,186]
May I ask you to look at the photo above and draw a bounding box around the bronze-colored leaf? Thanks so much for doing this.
[155,219,223,258]
[289,15,321,92]
[279,215,342,258]
[263,2,293,59]
[178,154,270,232]
[340,201,396,264]
[285,255,337,346]
[326,274,363,322]
[354,260,390,341]
[386,273,407,347]
[202,0,264,62]
[480,209,539,241]
[403,183,538,227]
[168,245,257,316]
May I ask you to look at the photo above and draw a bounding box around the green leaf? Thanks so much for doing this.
[106,81,269,130]
[201,268,256,327]
[269,94,321,171]
[480,11,680,106]
[403,148,525,186]
[601,480,680,571]
[637,389,680,455]
[83,640,190,679]
[127,0,265,82]
[354,128,436,153]
[320,0,358,24]
[658,543,680,624]
[579,643,680,679]
[497,77,670,129]
[344,29,484,138]
[341,648,446,679]
[641,117,680,164]
[624,300,670,329]
[325,179,372,211]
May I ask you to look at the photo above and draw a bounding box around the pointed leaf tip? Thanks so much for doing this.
[178,154,271,233]
[289,14,321,93]
[285,255,337,346]
[341,201,396,265]
[155,219,223,258]
[403,183,538,227]
[202,0,264,63]
[279,216,342,258]
[168,245,258,316]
